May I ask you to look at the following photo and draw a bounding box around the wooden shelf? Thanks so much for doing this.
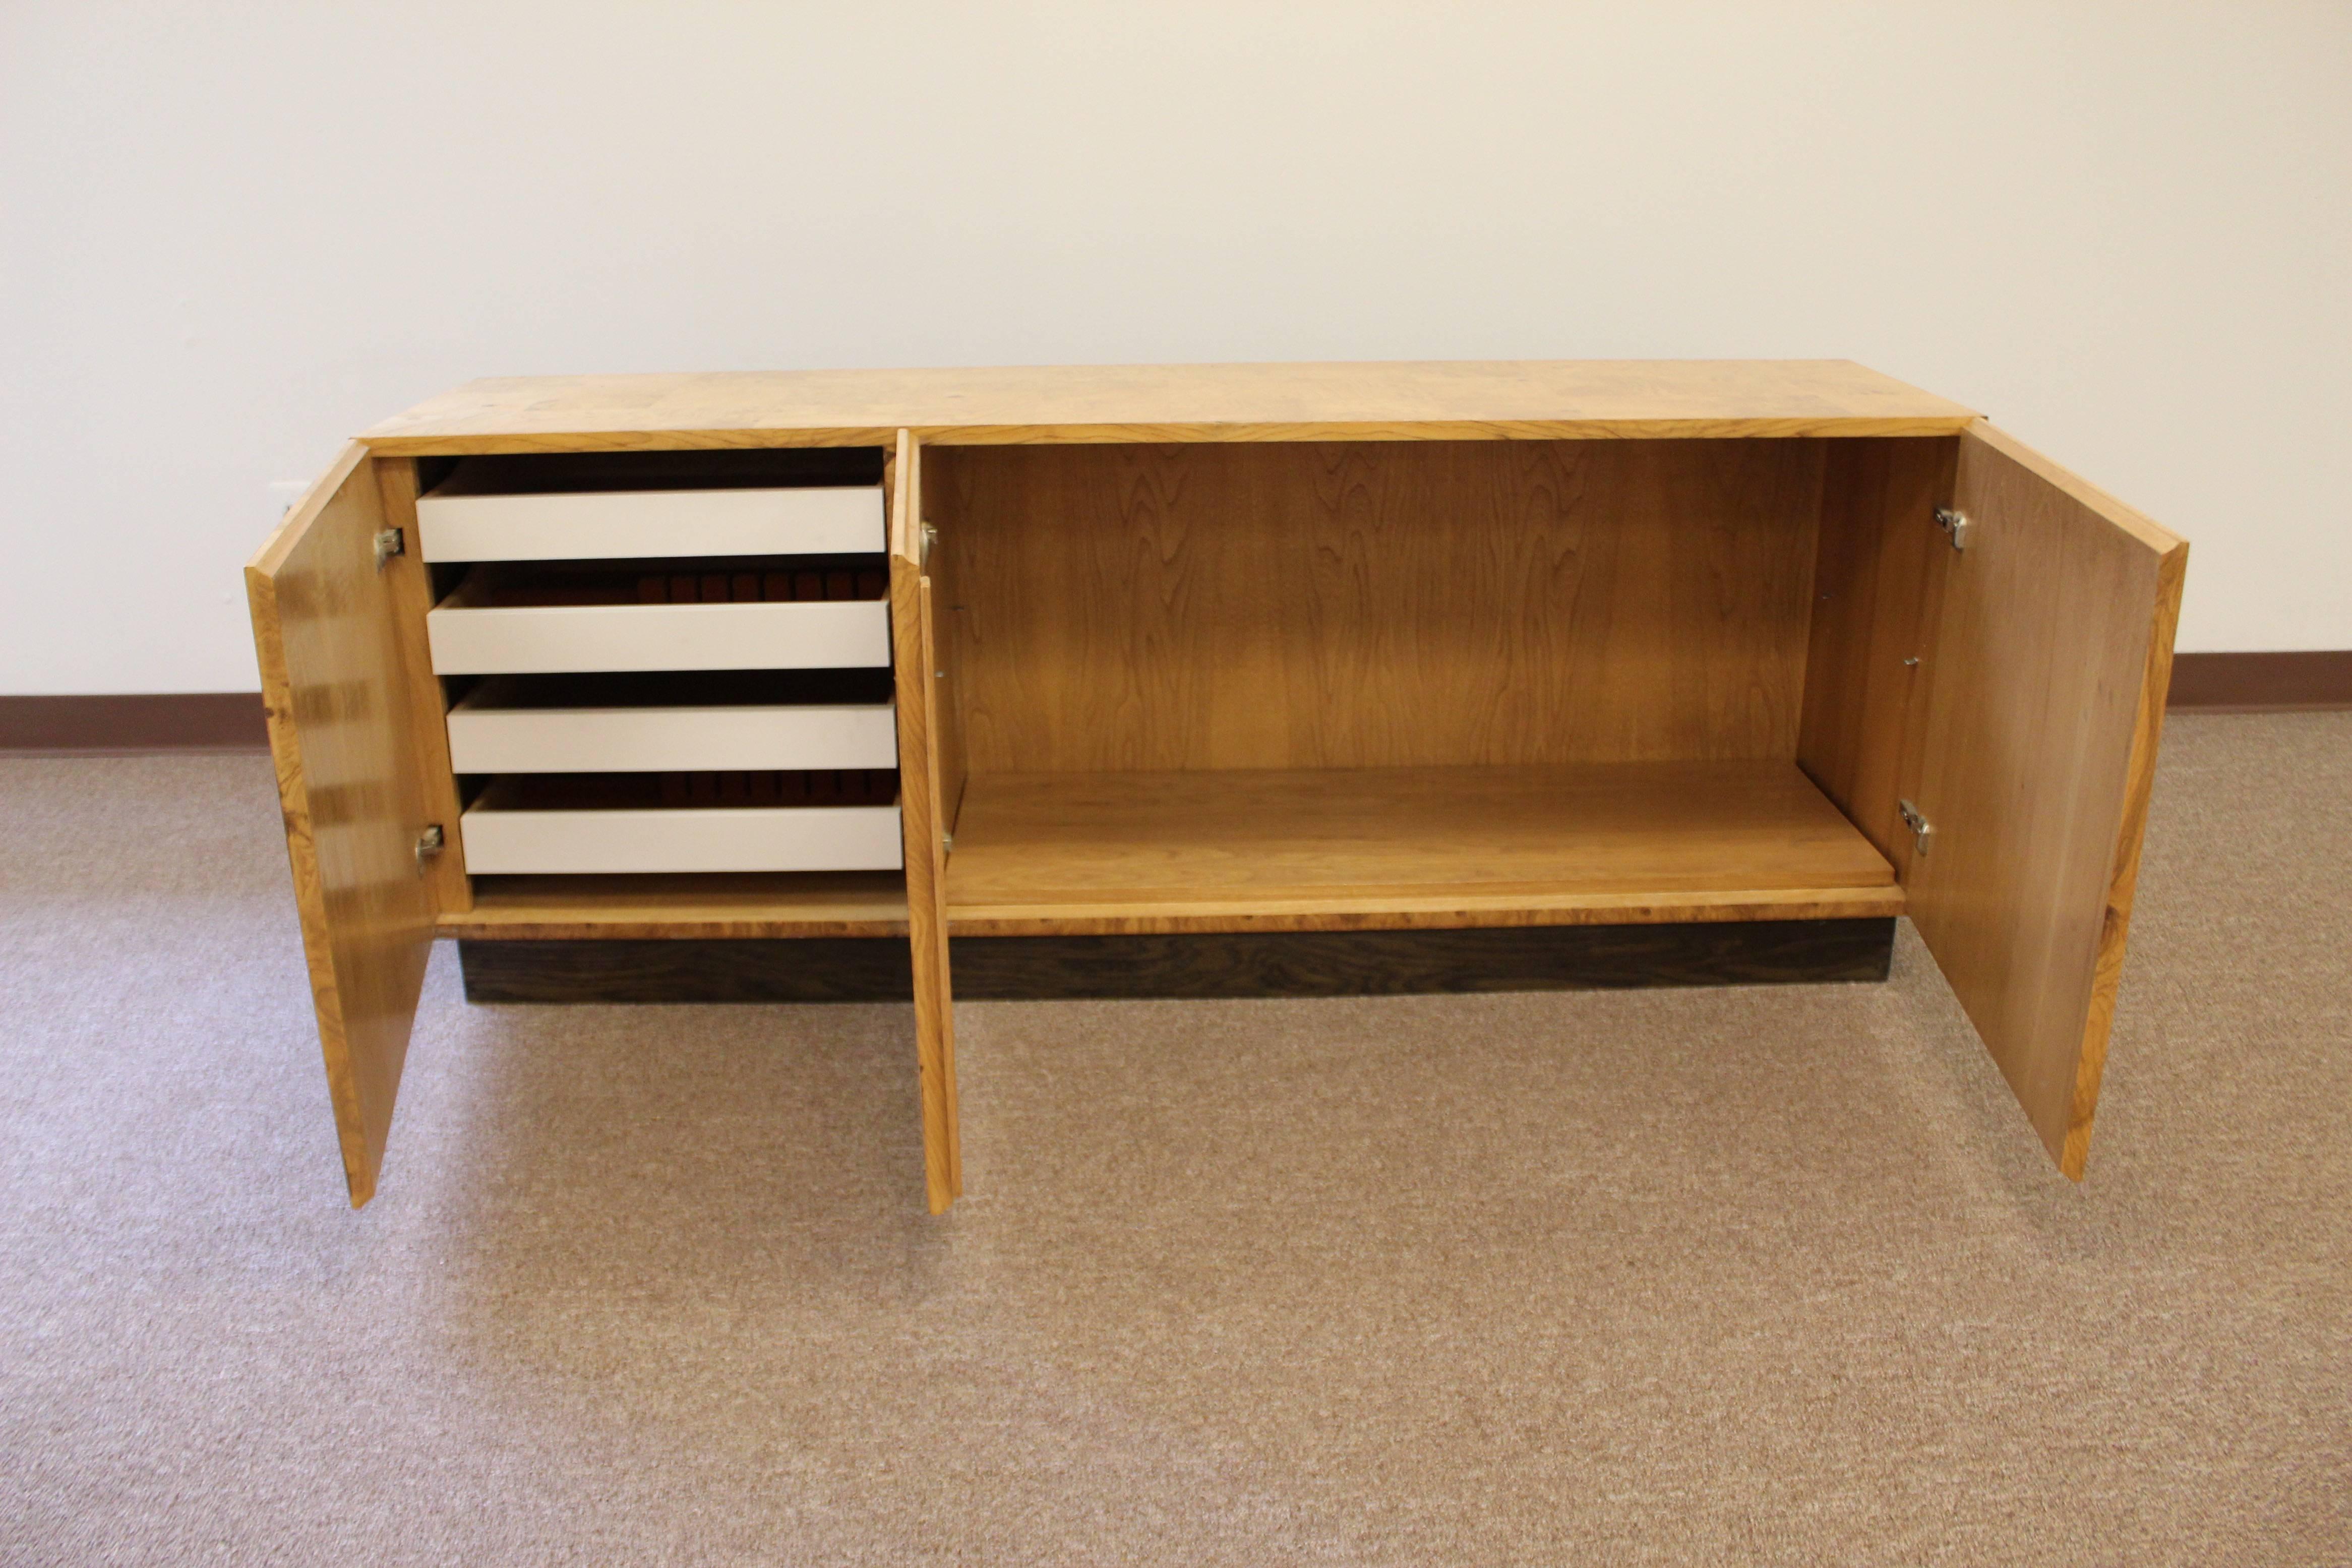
[942,761,1901,936]
[442,872,910,941]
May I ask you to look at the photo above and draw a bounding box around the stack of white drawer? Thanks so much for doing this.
[418,457,903,876]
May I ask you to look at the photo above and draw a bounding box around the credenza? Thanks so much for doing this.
[245,361,2186,1211]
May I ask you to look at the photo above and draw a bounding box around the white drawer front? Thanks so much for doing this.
[427,600,890,674]
[416,486,884,563]
[459,803,904,875]
[445,701,898,774]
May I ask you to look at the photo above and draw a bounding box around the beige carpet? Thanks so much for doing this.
[3,714,2346,1564]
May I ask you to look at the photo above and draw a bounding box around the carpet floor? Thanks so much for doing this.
[2,713,2346,1564]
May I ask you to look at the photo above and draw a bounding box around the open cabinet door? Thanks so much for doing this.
[246,442,437,1207]
[888,431,964,1212]
[1907,423,2187,1178]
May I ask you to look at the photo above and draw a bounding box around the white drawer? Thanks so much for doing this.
[416,485,884,563]
[445,682,898,773]
[427,582,891,674]
[460,798,904,875]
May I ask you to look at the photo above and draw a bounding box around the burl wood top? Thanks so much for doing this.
[359,360,1978,454]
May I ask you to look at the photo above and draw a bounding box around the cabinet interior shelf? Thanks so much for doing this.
[443,760,1900,940]
[941,759,1902,935]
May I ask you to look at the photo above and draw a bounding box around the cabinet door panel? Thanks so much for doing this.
[1909,423,2186,1177]
[889,431,963,1212]
[246,443,436,1207]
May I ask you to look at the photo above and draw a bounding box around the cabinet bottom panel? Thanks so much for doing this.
[455,918,1895,1003]
[942,760,1899,933]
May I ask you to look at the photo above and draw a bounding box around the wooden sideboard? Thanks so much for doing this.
[246,361,2186,1212]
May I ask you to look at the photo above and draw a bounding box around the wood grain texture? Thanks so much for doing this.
[944,886,1903,938]
[443,873,910,939]
[889,433,962,1212]
[374,458,472,913]
[934,440,1827,774]
[920,442,970,833]
[356,361,1979,455]
[245,443,435,1208]
[1795,437,1959,866]
[1905,421,2187,1179]
[2061,537,2186,1177]
[454,919,1896,1004]
[943,761,1898,934]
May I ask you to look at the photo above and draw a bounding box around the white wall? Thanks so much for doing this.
[3,2,2345,692]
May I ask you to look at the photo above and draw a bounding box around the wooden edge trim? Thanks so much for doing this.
[367,430,907,457]
[886,429,916,563]
[359,414,1983,457]
[0,693,269,753]
[437,914,912,941]
[250,442,369,575]
[2060,540,2189,1179]
[2167,650,2352,711]
[888,431,961,1211]
[944,885,1907,938]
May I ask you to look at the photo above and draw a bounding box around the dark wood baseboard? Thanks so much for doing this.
[2166,651,2352,712]
[0,693,269,754]
[456,919,1898,1005]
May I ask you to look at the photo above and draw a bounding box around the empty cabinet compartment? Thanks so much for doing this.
[459,774,904,875]
[445,672,898,774]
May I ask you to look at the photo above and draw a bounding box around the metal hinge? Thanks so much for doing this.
[1897,799,1934,858]
[920,521,938,567]
[1932,506,1970,551]
[374,527,406,569]
[942,831,954,853]
[414,823,445,874]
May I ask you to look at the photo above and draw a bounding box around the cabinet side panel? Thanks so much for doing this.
[245,444,436,1207]
[1908,424,2186,1176]
[950,440,1827,773]
[1796,437,1958,864]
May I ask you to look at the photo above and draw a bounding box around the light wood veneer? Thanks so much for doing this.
[360,360,1977,454]
[247,444,436,1207]
[930,438,1828,774]
[444,873,911,941]
[943,761,1899,936]
[247,360,2187,1209]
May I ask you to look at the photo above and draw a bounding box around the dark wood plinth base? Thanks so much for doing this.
[456,918,1896,1004]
